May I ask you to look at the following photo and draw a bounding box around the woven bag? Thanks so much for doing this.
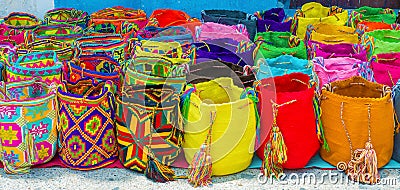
[136,26,194,46]
[254,32,307,59]
[313,57,374,89]
[181,77,257,176]
[255,55,312,80]
[74,35,127,67]
[16,39,74,62]
[392,80,400,163]
[254,8,292,33]
[361,30,400,59]
[148,9,200,28]
[44,8,89,29]
[29,24,83,44]
[5,51,62,85]
[63,54,122,91]
[0,24,25,45]
[195,22,250,42]
[192,39,255,67]
[307,41,368,61]
[187,60,255,88]
[58,78,118,170]
[357,21,400,32]
[292,2,348,39]
[320,76,394,169]
[371,53,400,87]
[0,79,58,174]
[348,7,396,28]
[3,12,40,32]
[134,40,191,65]
[256,73,320,170]
[116,83,183,172]
[125,56,188,94]
[201,10,257,41]
[305,23,360,45]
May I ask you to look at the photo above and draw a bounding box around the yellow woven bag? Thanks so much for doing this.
[182,77,256,176]
[293,2,348,39]
[306,23,360,44]
[320,76,394,183]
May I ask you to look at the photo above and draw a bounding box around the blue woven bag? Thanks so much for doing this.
[255,55,312,80]
[392,80,400,162]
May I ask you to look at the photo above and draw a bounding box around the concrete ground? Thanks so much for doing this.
[1,168,399,190]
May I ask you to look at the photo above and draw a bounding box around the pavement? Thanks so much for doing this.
[1,168,399,190]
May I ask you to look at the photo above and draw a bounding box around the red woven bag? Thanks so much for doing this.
[256,72,320,169]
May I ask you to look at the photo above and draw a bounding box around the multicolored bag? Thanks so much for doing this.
[29,24,83,44]
[254,8,292,33]
[148,9,200,28]
[0,24,25,45]
[348,7,397,28]
[3,12,40,32]
[125,56,188,94]
[362,30,400,59]
[313,57,374,89]
[44,8,89,29]
[255,55,312,80]
[58,78,118,170]
[195,22,250,42]
[254,32,307,59]
[187,60,256,88]
[292,2,348,39]
[305,23,360,45]
[63,54,122,90]
[256,73,320,171]
[181,77,257,176]
[307,41,368,61]
[16,39,74,62]
[320,76,394,184]
[0,79,58,174]
[192,39,256,67]
[5,51,62,85]
[371,53,400,87]
[117,84,183,172]
[201,10,257,41]
[74,35,127,67]
[136,26,194,46]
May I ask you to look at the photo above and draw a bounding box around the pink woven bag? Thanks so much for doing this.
[372,53,400,87]
[195,22,250,42]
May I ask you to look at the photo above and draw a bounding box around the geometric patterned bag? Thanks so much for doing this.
[44,8,89,29]
[16,39,74,62]
[57,78,118,170]
[5,51,63,85]
[117,84,183,172]
[0,79,58,174]
[3,12,41,32]
[0,24,25,45]
[29,24,84,44]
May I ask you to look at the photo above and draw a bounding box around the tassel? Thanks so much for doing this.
[188,144,212,187]
[262,125,287,178]
[345,142,380,184]
[313,97,330,151]
[188,111,215,187]
[144,153,176,183]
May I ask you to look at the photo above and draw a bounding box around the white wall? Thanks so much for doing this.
[0,0,54,19]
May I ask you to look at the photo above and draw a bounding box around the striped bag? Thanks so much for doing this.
[0,24,25,45]
[0,79,58,174]
[58,78,118,170]
[44,8,89,29]
[116,84,183,172]
[16,39,74,62]
[3,12,40,32]
[254,32,307,59]
[29,24,83,44]
[5,51,62,85]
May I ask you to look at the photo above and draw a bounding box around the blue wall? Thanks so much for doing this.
[55,0,278,18]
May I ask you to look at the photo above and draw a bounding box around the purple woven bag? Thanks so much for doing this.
[254,8,292,33]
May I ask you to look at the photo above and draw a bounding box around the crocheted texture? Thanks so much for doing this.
[254,8,292,33]
[44,8,89,29]
[254,32,307,59]
[182,78,256,176]
[58,79,118,170]
[255,55,312,80]
[256,73,320,169]
[371,52,400,87]
[117,84,182,172]
[5,51,62,85]
[16,39,74,62]
[195,22,250,42]
[348,6,396,28]
[0,80,58,173]
[362,30,400,59]
[307,41,368,61]
[320,76,394,168]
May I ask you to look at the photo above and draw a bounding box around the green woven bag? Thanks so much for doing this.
[348,7,396,28]
[254,32,307,59]
[362,30,400,59]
